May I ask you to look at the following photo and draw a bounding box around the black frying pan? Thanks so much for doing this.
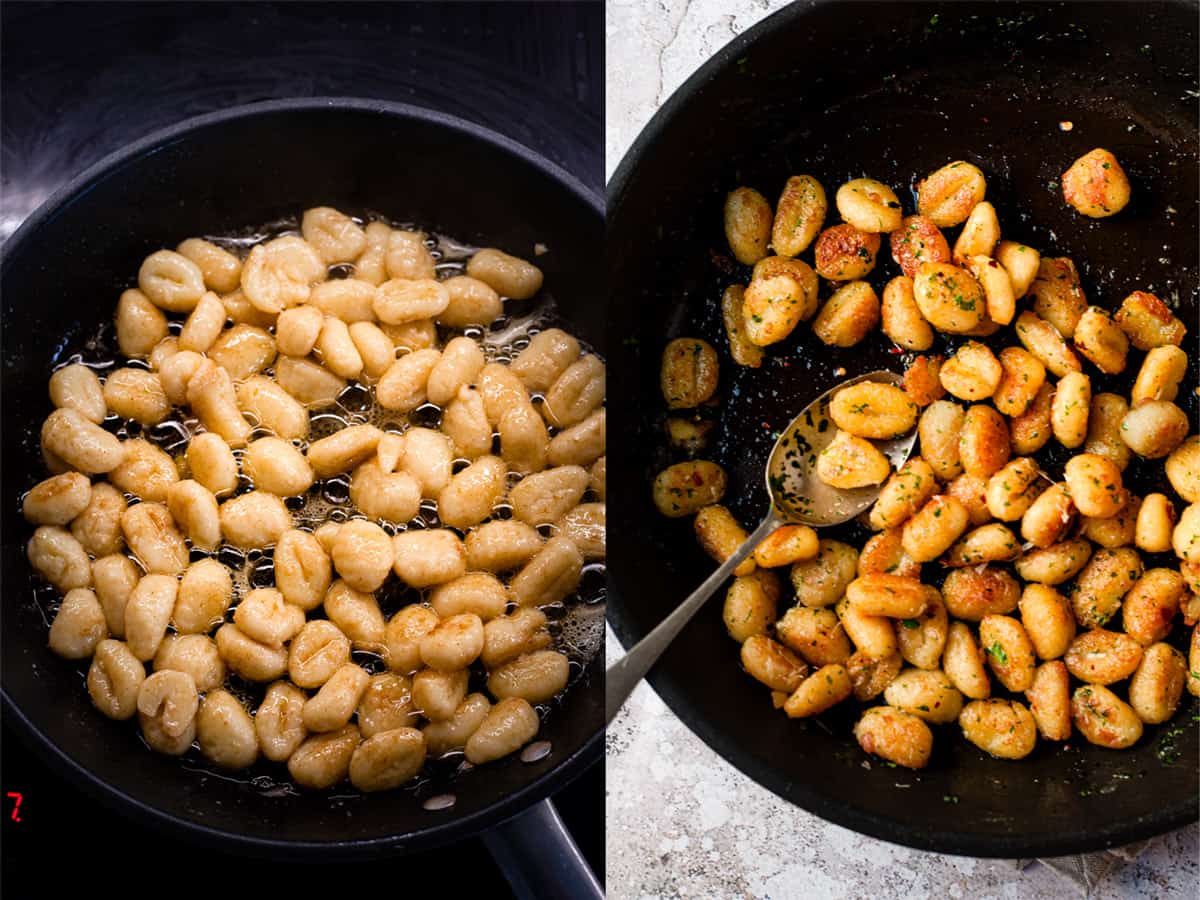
[1,99,603,886]
[608,0,1198,856]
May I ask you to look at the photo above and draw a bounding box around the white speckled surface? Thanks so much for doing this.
[603,1,1199,896]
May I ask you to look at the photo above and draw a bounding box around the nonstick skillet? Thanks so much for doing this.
[1,99,603,892]
[607,1,1198,856]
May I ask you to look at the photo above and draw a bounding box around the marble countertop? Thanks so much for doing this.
[603,1,1198,897]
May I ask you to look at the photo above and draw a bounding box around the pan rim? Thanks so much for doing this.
[605,0,1198,858]
[1,95,604,857]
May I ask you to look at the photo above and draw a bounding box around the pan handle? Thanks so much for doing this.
[483,797,604,900]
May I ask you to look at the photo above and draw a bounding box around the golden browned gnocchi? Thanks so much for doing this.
[776,605,852,666]
[881,276,934,351]
[901,495,969,563]
[1061,148,1131,218]
[994,240,1040,298]
[846,650,903,701]
[835,178,902,233]
[771,175,827,258]
[952,202,1000,262]
[942,565,1021,622]
[912,263,985,334]
[917,399,966,481]
[1128,642,1186,725]
[1014,311,1081,377]
[789,539,858,608]
[1014,538,1092,586]
[1063,453,1124,518]
[1009,382,1054,456]
[1025,660,1071,741]
[813,224,880,282]
[1019,581,1080,663]
[883,668,963,724]
[1166,436,1200,503]
[992,347,1045,417]
[742,256,819,346]
[753,525,818,569]
[741,634,808,692]
[946,472,991,527]
[816,431,891,488]
[941,343,1003,403]
[1020,482,1076,549]
[978,614,1035,692]
[1074,306,1128,375]
[941,622,991,700]
[1114,291,1188,350]
[723,570,780,643]
[896,590,947,670]
[829,382,918,440]
[902,354,947,407]
[854,706,933,769]
[661,338,719,409]
[1072,684,1142,749]
[782,664,852,718]
[1051,371,1092,449]
[1030,257,1087,339]
[889,215,951,279]
[21,210,602,800]
[812,281,881,348]
[724,187,773,265]
[868,457,937,530]
[1121,399,1189,459]
[652,460,727,517]
[944,523,1019,567]
[917,161,987,227]
[959,699,1037,759]
[1084,392,1132,470]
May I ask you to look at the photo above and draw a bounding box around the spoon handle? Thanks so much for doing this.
[605,509,781,725]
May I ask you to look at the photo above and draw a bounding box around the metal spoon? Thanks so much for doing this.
[606,369,918,724]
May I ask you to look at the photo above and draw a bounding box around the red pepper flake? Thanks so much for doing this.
[888,345,904,355]
[709,249,735,274]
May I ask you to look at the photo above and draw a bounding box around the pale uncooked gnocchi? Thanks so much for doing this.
[22,209,600,800]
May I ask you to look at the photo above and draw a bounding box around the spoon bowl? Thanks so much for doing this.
[607,368,917,722]
[767,369,917,526]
